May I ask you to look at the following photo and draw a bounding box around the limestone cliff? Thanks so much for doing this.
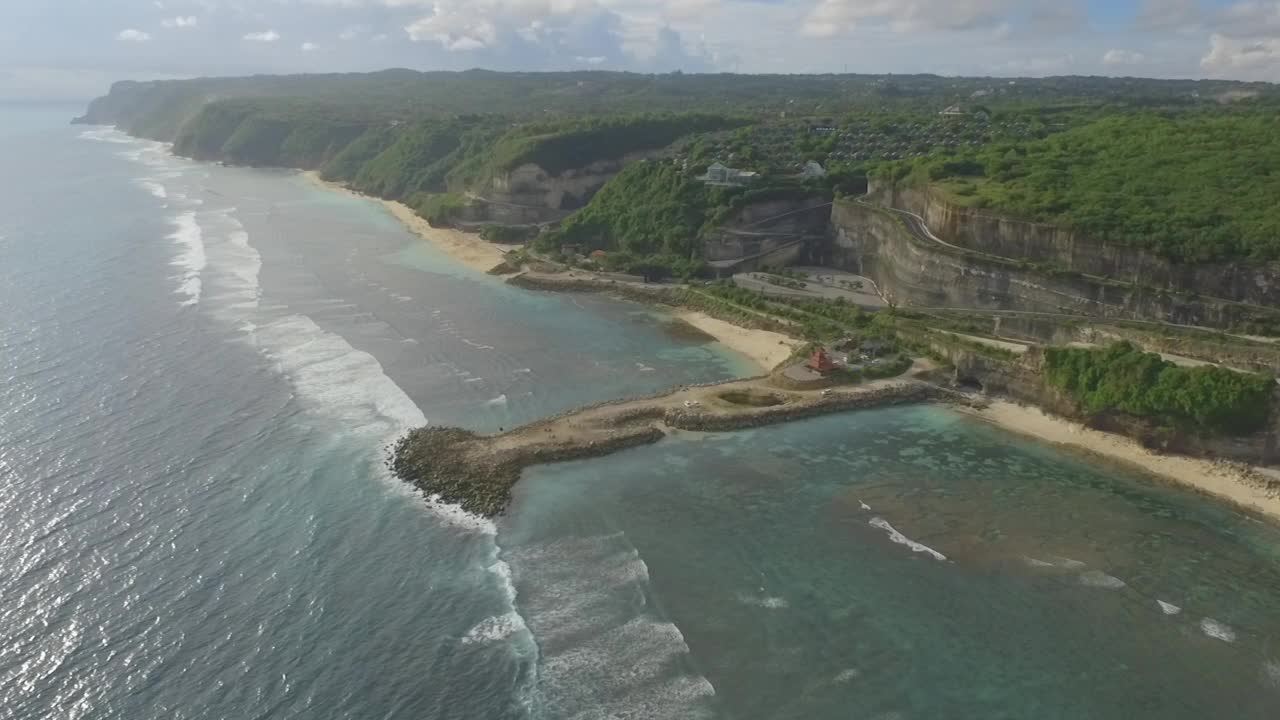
[871,179,1280,309]
[458,151,665,226]
[825,199,1280,330]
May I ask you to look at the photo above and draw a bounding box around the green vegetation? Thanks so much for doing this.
[695,281,878,340]
[540,161,716,257]
[1044,342,1274,436]
[535,160,826,279]
[88,71,1279,143]
[412,192,471,226]
[479,224,537,244]
[319,125,399,182]
[887,112,1280,262]
[171,98,367,168]
[473,113,743,178]
[80,70,1280,276]
[347,119,473,197]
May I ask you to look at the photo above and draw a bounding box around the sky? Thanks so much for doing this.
[2,0,1278,101]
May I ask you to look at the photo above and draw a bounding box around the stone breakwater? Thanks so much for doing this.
[389,377,967,517]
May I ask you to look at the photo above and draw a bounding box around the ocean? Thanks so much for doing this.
[2,105,1279,719]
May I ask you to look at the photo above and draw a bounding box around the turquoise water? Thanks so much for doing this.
[507,407,1280,718]
[3,105,1280,719]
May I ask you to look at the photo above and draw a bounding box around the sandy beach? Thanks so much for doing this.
[302,171,511,275]
[964,399,1280,522]
[303,171,803,372]
[675,310,801,372]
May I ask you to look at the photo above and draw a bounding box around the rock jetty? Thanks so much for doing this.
[390,375,968,517]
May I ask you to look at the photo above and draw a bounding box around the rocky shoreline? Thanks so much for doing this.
[389,377,966,517]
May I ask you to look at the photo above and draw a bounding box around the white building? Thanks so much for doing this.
[703,162,760,187]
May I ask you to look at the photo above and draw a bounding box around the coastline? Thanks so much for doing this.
[673,310,800,372]
[300,171,1280,523]
[301,171,511,275]
[302,170,800,374]
[962,399,1280,522]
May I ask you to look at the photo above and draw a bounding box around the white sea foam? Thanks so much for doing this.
[1078,570,1127,589]
[169,212,206,306]
[138,179,168,199]
[869,517,947,561]
[251,314,427,434]
[462,338,496,351]
[1157,600,1182,616]
[1200,618,1237,643]
[508,533,715,718]
[738,593,789,609]
[486,394,509,408]
[833,668,860,685]
[1263,660,1280,688]
[77,127,135,144]
[462,611,529,646]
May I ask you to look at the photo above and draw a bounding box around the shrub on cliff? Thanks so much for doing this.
[881,112,1280,263]
[1044,342,1274,436]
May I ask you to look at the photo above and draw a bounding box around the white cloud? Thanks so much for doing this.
[1103,48,1146,66]
[1201,32,1280,78]
[574,55,607,64]
[244,30,282,42]
[161,16,199,29]
[447,36,487,51]
[802,0,1016,37]
[117,29,152,42]
[400,0,720,64]
[301,42,321,52]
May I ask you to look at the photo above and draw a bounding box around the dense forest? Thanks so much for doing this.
[1044,343,1274,436]
[885,111,1280,263]
[78,69,1280,136]
[76,69,1280,272]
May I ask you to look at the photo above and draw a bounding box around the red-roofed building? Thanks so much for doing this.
[806,348,838,374]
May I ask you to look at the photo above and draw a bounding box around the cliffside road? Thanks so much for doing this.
[855,199,1280,343]
[736,202,833,231]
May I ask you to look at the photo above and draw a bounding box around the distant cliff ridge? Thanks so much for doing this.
[76,78,742,231]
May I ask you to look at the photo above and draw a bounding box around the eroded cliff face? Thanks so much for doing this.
[871,179,1280,308]
[825,200,1280,329]
[703,197,830,266]
[476,151,663,225]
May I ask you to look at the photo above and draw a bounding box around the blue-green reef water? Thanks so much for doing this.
[2,106,1279,718]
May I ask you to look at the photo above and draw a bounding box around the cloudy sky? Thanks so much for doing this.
[2,0,1279,101]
